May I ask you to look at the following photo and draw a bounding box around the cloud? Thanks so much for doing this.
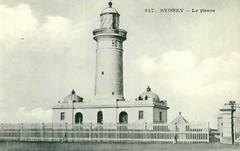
[136,50,240,95]
[0,107,52,123]
[17,107,52,123]
[0,3,94,118]
[42,16,71,32]
[0,3,38,41]
[134,50,240,126]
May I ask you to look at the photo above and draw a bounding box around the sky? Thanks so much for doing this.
[0,0,239,128]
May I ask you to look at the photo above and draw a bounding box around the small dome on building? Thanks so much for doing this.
[62,89,83,104]
[138,86,160,102]
[100,2,119,15]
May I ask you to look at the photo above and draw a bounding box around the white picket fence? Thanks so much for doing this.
[0,123,209,143]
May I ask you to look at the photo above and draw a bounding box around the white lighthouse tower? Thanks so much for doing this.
[93,2,127,101]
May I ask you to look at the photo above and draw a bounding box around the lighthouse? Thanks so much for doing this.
[93,2,127,101]
[52,1,168,126]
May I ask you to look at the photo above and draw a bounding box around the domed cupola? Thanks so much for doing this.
[137,86,160,102]
[62,89,83,104]
[100,1,120,29]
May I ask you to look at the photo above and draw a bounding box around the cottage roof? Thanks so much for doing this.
[170,112,189,125]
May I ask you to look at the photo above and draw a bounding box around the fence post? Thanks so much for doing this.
[20,123,23,141]
[51,123,53,142]
[18,123,21,141]
[115,123,118,142]
[207,122,209,143]
[0,123,3,141]
[89,122,92,142]
[65,122,68,142]
[132,127,134,143]
[173,127,175,144]
[42,123,45,142]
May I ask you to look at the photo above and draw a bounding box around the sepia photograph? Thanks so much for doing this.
[0,0,239,150]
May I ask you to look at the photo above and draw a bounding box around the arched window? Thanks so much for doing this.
[97,111,103,124]
[75,112,83,124]
[119,111,128,124]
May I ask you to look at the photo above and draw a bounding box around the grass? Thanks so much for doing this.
[0,142,239,151]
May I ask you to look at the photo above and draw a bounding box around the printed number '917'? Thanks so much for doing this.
[145,8,155,13]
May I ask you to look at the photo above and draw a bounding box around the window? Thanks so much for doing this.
[119,111,128,124]
[159,112,162,121]
[139,111,144,120]
[60,112,65,121]
[97,111,103,124]
[112,40,117,47]
[101,71,104,75]
[112,92,114,95]
[145,95,148,100]
[75,112,83,124]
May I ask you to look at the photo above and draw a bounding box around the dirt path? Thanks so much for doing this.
[0,142,239,151]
